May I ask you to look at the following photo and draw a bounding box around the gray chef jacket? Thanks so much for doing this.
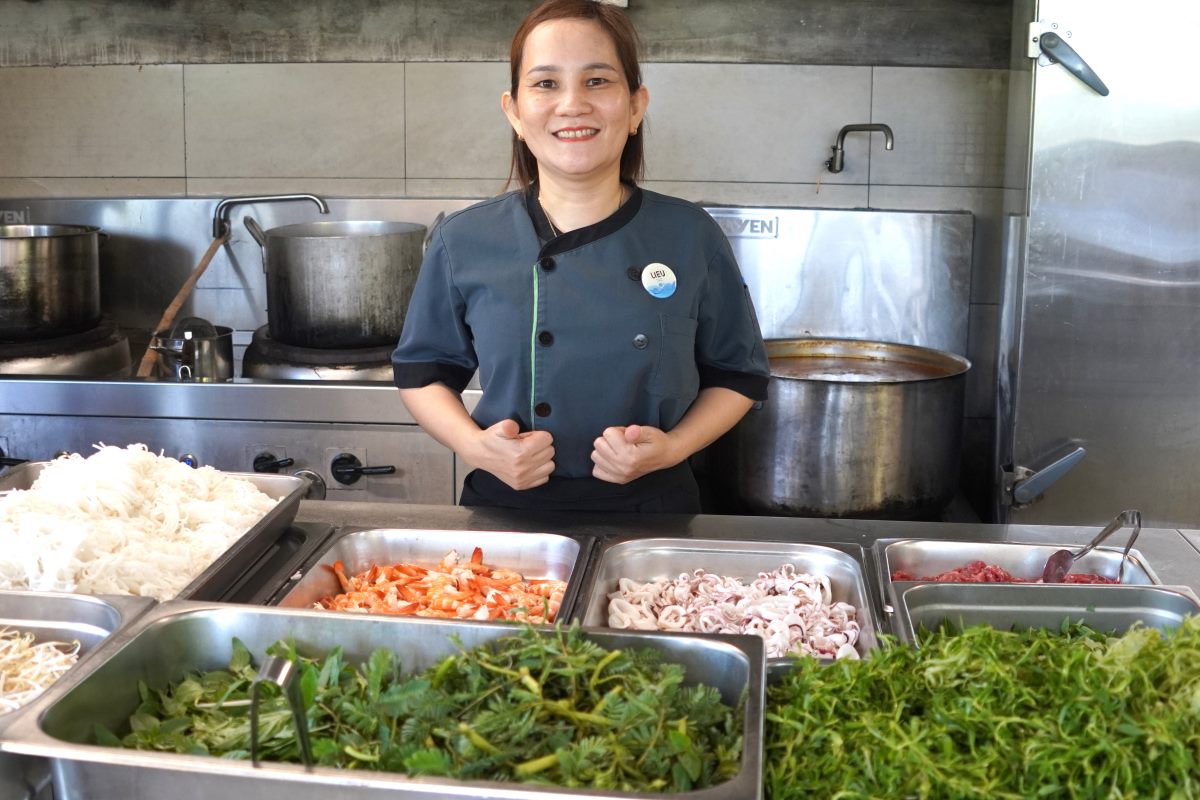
[392,185,769,506]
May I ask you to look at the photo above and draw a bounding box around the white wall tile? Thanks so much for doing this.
[0,66,183,178]
[641,64,872,184]
[186,178,407,198]
[870,67,1008,187]
[185,64,405,178]
[869,185,1005,304]
[405,178,509,198]
[405,63,512,180]
[0,178,185,198]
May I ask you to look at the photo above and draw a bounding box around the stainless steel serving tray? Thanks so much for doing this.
[269,527,591,623]
[575,538,880,668]
[0,461,308,601]
[876,538,1159,586]
[0,591,154,800]
[0,602,764,800]
[875,538,1160,621]
[894,582,1200,645]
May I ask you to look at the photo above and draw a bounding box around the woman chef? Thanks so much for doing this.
[391,0,769,513]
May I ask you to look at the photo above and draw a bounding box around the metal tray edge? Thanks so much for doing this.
[264,527,598,625]
[0,601,764,800]
[572,536,883,667]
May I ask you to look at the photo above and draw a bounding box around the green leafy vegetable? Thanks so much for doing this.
[97,624,743,793]
[765,617,1200,798]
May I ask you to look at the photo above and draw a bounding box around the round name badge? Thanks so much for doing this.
[641,262,677,299]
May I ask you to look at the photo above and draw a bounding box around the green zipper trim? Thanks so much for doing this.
[529,262,539,428]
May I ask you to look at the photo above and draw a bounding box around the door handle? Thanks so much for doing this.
[1038,31,1109,96]
[1007,445,1087,506]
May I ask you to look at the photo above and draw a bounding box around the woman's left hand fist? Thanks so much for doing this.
[591,424,677,484]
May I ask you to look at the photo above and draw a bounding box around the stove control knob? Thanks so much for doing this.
[293,469,326,500]
[179,453,200,468]
[253,452,295,473]
[330,453,396,485]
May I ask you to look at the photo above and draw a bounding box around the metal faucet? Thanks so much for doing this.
[826,123,894,173]
[211,193,330,238]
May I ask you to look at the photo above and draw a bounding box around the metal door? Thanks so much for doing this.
[998,0,1200,527]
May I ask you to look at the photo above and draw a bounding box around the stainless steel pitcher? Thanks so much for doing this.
[150,318,233,382]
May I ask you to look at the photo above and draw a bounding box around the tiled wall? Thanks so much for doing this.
[0,61,1007,517]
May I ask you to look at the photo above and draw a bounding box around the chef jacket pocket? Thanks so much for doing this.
[649,314,700,399]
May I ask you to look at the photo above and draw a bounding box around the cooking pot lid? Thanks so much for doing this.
[168,316,219,339]
[0,224,101,238]
[263,220,425,239]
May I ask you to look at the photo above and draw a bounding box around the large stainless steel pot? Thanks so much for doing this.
[716,338,970,520]
[0,224,102,341]
[245,217,425,349]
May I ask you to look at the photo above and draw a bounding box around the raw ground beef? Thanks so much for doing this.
[890,560,1117,584]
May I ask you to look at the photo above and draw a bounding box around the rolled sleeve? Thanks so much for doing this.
[694,230,770,401]
[391,226,478,391]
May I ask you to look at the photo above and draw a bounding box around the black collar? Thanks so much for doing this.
[525,181,643,258]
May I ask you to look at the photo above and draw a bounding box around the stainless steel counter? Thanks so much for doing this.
[294,501,1200,595]
[0,380,484,504]
[1182,529,1200,558]
[0,377,483,423]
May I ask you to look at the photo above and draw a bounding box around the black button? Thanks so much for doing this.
[534,402,552,417]
[632,334,648,349]
[626,266,640,281]
[538,330,554,346]
[539,257,556,271]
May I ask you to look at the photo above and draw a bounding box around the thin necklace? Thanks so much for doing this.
[538,196,561,237]
[538,186,627,239]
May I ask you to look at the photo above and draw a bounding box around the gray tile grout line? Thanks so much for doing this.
[181,65,188,197]
[402,62,407,197]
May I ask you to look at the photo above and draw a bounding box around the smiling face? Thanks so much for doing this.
[502,18,648,189]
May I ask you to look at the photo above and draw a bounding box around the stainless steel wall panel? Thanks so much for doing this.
[0,414,456,505]
[0,197,474,335]
[707,207,973,355]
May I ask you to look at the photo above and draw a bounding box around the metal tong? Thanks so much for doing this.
[1040,509,1142,583]
[249,654,314,772]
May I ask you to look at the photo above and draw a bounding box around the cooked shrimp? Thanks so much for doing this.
[315,548,568,623]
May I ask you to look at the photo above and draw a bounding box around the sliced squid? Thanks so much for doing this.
[605,562,861,659]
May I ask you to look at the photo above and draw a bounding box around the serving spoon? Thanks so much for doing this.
[1041,509,1142,583]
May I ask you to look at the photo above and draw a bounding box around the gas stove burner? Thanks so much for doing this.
[0,315,130,377]
[241,326,393,382]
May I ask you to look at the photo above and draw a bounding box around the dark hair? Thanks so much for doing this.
[505,0,645,190]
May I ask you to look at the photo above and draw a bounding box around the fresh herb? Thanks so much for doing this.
[99,624,743,793]
[764,617,1200,798]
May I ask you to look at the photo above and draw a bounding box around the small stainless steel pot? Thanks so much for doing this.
[0,224,103,341]
[715,337,970,519]
[150,323,234,382]
[245,217,425,349]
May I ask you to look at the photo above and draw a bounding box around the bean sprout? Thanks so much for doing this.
[0,627,80,712]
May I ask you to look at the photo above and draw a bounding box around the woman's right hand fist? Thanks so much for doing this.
[477,419,555,490]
